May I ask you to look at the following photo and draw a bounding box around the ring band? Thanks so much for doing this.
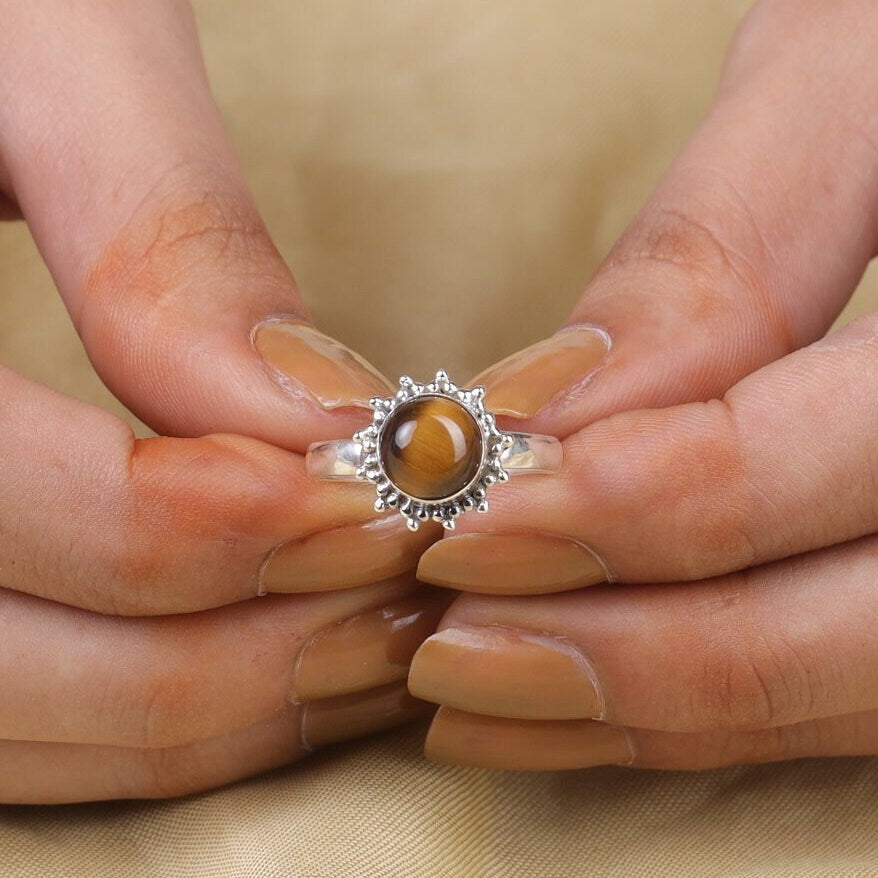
[306,370,562,531]
[307,431,562,480]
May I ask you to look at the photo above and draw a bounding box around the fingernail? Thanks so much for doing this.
[409,625,603,719]
[473,325,610,419]
[293,590,453,701]
[417,532,607,594]
[254,319,394,410]
[425,707,632,771]
[301,682,432,749]
[263,516,440,594]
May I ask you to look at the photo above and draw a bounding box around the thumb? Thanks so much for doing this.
[415,0,878,595]
[471,0,878,439]
[0,0,388,453]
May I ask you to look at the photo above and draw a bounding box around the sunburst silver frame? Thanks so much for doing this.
[352,370,514,531]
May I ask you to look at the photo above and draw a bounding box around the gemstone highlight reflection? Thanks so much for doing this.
[380,397,483,501]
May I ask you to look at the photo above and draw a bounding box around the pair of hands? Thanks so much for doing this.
[2,0,878,803]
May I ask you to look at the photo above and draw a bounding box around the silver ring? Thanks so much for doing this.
[306,370,562,531]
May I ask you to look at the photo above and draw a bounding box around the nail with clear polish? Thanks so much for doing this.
[263,516,440,594]
[293,590,453,702]
[424,707,633,771]
[408,625,603,719]
[301,682,432,749]
[254,319,394,410]
[417,532,608,595]
[472,325,610,420]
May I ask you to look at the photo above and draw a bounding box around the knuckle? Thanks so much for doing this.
[100,542,166,617]
[78,163,290,358]
[611,204,737,279]
[131,664,197,750]
[138,746,206,800]
[125,191,276,306]
[764,718,823,760]
[86,161,276,296]
[682,400,761,573]
[697,722,821,770]
[606,398,758,579]
[603,190,795,354]
[698,646,775,729]
[101,435,283,616]
[130,437,284,602]
[697,620,818,730]
[84,646,197,751]
[719,720,823,769]
[95,508,184,616]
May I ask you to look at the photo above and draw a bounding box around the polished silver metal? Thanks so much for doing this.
[306,370,562,531]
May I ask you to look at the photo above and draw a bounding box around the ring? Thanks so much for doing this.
[306,370,562,531]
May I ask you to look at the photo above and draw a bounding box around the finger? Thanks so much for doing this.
[0,0,389,451]
[411,534,878,733]
[626,710,878,771]
[0,579,448,746]
[0,368,436,614]
[419,314,878,591]
[418,0,878,593]
[469,0,878,441]
[0,682,429,804]
[423,707,878,772]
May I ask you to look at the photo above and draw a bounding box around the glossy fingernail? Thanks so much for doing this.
[473,325,610,419]
[254,319,394,410]
[425,707,632,770]
[409,625,603,719]
[293,590,453,701]
[263,516,440,594]
[417,532,607,594]
[301,682,432,749]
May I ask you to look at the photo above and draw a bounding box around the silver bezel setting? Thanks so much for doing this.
[352,370,514,531]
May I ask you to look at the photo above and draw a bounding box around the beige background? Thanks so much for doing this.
[2,1,877,875]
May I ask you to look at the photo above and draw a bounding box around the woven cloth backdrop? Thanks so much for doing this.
[1,1,876,876]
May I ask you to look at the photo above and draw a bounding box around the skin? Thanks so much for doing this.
[0,0,441,803]
[4,0,878,800]
[413,0,878,770]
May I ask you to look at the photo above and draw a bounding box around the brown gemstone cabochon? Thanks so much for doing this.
[380,397,483,501]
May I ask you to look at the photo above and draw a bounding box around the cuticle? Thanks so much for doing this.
[298,703,317,752]
[250,313,310,345]
[536,323,613,418]
[553,530,616,584]
[251,315,312,405]
[557,322,613,353]
[575,539,617,585]
[616,726,637,767]
[256,542,282,597]
[288,613,362,706]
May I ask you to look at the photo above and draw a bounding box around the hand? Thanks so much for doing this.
[409,0,878,770]
[0,0,441,803]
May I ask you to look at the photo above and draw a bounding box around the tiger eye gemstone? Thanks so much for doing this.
[380,397,483,501]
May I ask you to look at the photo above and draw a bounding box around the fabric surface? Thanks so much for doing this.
[2,1,877,875]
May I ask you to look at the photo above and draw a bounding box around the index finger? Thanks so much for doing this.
[0,366,433,615]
